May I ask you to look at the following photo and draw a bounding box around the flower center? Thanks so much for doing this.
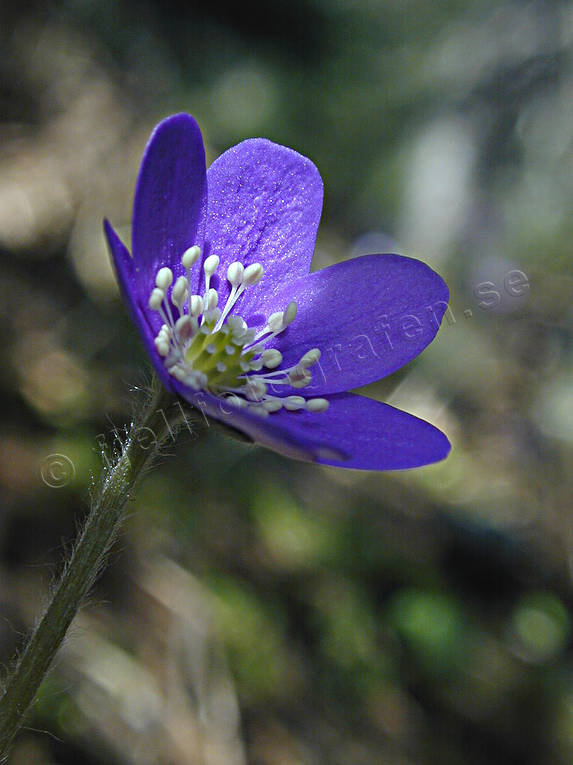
[147,246,329,417]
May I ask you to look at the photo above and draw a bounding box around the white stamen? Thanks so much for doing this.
[182,245,201,269]
[267,311,284,333]
[245,379,267,401]
[283,301,297,328]
[226,395,247,408]
[204,309,222,327]
[215,261,264,332]
[175,315,194,343]
[149,276,177,329]
[149,257,328,418]
[171,365,186,381]
[155,267,173,291]
[299,348,321,367]
[204,255,219,275]
[227,315,246,333]
[307,398,329,412]
[202,254,220,309]
[190,294,204,317]
[261,349,282,369]
[284,396,306,411]
[227,261,244,286]
[243,263,264,286]
[154,337,170,357]
[251,407,269,417]
[262,398,283,412]
[149,287,165,311]
[205,289,219,311]
[181,247,201,313]
[237,329,256,345]
[288,370,312,388]
[250,300,297,346]
[172,276,188,310]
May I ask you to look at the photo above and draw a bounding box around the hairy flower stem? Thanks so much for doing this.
[0,377,198,760]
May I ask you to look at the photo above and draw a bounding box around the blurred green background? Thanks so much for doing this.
[1,0,572,763]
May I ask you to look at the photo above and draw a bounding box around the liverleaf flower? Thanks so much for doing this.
[104,113,450,469]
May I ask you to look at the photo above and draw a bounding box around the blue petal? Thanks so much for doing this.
[200,138,323,311]
[132,114,207,297]
[173,385,450,471]
[104,220,175,392]
[259,254,450,396]
[296,393,451,469]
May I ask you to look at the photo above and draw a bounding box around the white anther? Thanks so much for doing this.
[245,379,267,401]
[284,396,306,411]
[288,368,312,388]
[249,359,263,371]
[149,287,165,311]
[263,398,283,412]
[204,307,221,325]
[158,324,170,338]
[283,301,297,328]
[206,288,219,310]
[227,315,246,332]
[182,245,201,269]
[203,255,220,306]
[190,295,204,317]
[182,369,206,390]
[243,263,264,286]
[171,276,188,309]
[307,398,329,412]
[155,267,173,290]
[252,407,270,417]
[216,362,227,373]
[154,337,170,357]
[267,311,284,333]
[226,395,247,408]
[265,301,297,334]
[215,261,263,332]
[206,343,216,354]
[157,330,170,344]
[299,348,321,367]
[261,349,282,369]
[289,364,309,380]
[195,371,208,388]
[227,261,244,286]
[175,315,194,343]
[203,255,219,276]
[239,329,256,345]
[225,345,236,355]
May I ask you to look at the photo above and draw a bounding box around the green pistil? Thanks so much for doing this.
[184,319,255,391]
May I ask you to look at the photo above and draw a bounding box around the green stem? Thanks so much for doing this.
[0,377,194,760]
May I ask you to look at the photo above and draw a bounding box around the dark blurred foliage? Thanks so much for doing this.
[1,0,573,763]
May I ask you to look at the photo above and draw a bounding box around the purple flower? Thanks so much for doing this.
[105,113,450,470]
